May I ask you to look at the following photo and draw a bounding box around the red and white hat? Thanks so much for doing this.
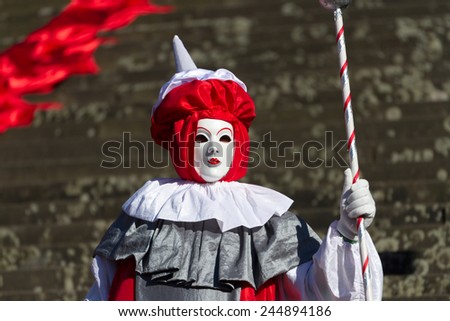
[151,36,256,183]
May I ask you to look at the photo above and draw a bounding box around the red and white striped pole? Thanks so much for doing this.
[334,7,373,301]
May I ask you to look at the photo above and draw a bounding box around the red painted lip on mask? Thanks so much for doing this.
[208,158,221,165]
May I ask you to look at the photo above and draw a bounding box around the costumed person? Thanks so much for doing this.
[85,36,383,301]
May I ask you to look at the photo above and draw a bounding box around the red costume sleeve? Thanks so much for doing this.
[108,257,136,301]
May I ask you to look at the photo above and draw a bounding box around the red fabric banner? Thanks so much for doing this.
[0,0,171,133]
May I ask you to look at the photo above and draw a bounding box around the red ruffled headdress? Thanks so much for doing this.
[150,37,256,183]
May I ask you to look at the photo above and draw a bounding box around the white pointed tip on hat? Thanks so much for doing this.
[151,36,248,115]
[173,35,197,72]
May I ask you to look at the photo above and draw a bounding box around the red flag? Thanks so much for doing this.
[0,0,172,133]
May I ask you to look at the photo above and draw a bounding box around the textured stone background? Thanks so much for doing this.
[0,0,449,300]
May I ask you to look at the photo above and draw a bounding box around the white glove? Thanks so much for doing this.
[337,168,376,241]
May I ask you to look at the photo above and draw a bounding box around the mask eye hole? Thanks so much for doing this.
[195,134,208,143]
[219,135,232,143]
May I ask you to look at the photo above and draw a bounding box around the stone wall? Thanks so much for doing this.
[0,0,449,300]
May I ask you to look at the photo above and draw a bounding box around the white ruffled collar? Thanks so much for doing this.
[122,178,293,232]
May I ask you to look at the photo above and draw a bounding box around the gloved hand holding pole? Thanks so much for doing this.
[318,0,373,301]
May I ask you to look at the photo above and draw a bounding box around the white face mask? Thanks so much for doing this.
[194,118,234,182]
